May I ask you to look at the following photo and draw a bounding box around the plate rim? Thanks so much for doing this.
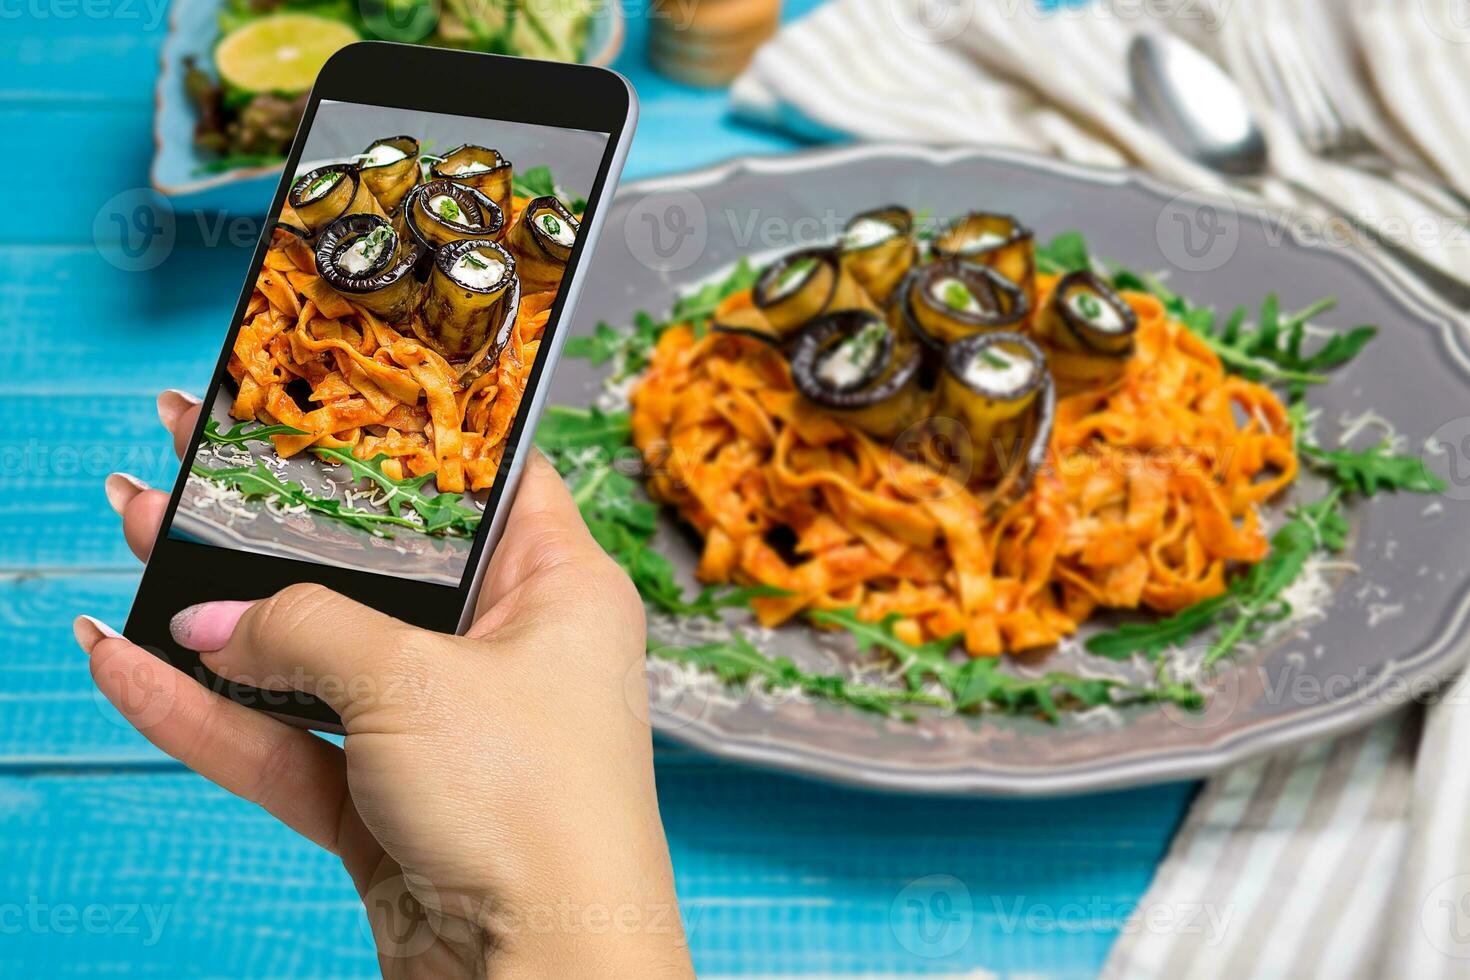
[614,141,1470,796]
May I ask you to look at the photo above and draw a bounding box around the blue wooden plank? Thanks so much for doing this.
[0,245,251,393]
[0,28,166,104]
[0,395,181,569]
[0,772,1190,976]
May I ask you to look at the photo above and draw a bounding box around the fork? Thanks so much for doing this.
[1237,0,1470,215]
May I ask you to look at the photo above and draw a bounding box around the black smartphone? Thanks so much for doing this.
[125,42,637,729]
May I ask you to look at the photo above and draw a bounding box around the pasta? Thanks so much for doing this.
[630,271,1298,657]
[227,195,560,496]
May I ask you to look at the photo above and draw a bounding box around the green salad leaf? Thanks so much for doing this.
[197,420,480,537]
[1300,441,1445,496]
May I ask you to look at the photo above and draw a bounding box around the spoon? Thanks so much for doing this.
[1127,31,1470,309]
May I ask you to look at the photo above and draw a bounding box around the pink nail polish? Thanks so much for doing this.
[157,389,202,429]
[170,600,255,652]
[104,472,150,516]
[73,614,122,654]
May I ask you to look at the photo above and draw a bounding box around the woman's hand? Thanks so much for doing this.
[78,390,693,979]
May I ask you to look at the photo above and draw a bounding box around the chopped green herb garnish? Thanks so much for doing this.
[1074,292,1103,320]
[435,197,462,221]
[942,280,973,311]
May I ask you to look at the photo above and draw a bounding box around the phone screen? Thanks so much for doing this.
[167,100,610,588]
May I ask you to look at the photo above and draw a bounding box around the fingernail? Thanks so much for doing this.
[105,472,150,516]
[73,614,122,654]
[170,600,254,652]
[157,389,201,430]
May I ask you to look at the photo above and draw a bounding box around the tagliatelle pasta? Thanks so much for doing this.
[226,197,558,495]
[630,272,1298,657]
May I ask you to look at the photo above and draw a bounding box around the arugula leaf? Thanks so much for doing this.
[563,258,760,377]
[1086,492,1347,667]
[190,461,451,537]
[1035,232,1093,275]
[538,419,785,621]
[1300,440,1446,496]
[308,446,481,536]
[669,258,761,334]
[1203,492,1345,667]
[809,608,962,692]
[534,405,633,457]
[653,635,946,719]
[810,608,1201,720]
[199,420,479,537]
[563,312,664,380]
[512,165,586,212]
[1107,269,1374,390]
[202,418,308,446]
[1084,594,1236,660]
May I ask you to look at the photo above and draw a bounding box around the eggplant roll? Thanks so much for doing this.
[1038,270,1139,388]
[932,212,1036,308]
[507,195,578,292]
[313,214,424,323]
[790,310,927,439]
[288,164,384,234]
[356,135,420,213]
[404,180,505,251]
[276,203,310,237]
[938,332,1054,491]
[431,145,513,230]
[419,239,517,361]
[715,248,872,344]
[902,260,1029,350]
[838,206,916,304]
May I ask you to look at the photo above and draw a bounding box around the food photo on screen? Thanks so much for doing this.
[171,101,608,583]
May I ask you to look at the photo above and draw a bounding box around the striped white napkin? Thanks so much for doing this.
[732,1,1470,975]
[731,0,1470,278]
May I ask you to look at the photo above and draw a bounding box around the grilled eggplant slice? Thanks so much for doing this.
[277,203,310,237]
[933,212,1036,309]
[432,145,513,231]
[314,214,424,323]
[902,261,1029,351]
[506,195,578,293]
[790,310,927,439]
[714,248,872,343]
[403,180,505,252]
[838,206,916,304]
[356,135,420,213]
[288,164,384,234]
[1039,270,1139,388]
[937,332,1054,495]
[419,239,517,362]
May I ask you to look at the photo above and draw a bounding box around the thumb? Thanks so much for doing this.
[473,449,612,620]
[171,583,425,720]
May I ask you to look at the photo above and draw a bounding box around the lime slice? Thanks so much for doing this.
[215,15,358,94]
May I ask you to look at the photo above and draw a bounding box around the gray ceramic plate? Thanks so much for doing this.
[551,144,1470,796]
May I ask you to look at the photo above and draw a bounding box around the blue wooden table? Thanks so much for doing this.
[0,4,1194,975]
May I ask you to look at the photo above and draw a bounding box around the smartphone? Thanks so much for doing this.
[125,42,637,729]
